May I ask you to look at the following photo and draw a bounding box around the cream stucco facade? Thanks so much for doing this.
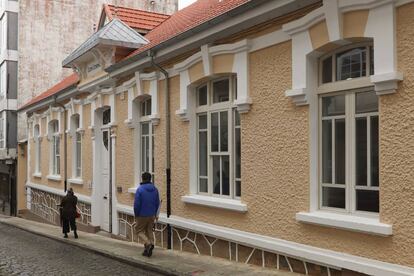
[19,1,414,275]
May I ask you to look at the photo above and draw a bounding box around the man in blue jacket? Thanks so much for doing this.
[134,172,160,257]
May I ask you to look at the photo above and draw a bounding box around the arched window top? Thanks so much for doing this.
[102,108,111,125]
[34,124,40,138]
[49,120,59,134]
[71,114,80,129]
[140,97,152,117]
[320,43,374,85]
[195,76,236,109]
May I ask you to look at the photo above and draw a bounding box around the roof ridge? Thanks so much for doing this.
[106,4,170,17]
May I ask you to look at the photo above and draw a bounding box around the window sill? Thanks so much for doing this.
[181,195,247,213]
[128,187,138,194]
[46,175,62,182]
[68,178,83,185]
[296,211,392,236]
[32,172,42,178]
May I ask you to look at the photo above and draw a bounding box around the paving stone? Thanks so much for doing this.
[0,223,162,276]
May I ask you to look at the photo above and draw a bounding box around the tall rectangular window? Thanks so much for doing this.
[71,115,82,178]
[34,124,41,174]
[320,91,379,213]
[139,97,154,180]
[196,76,241,199]
[50,121,60,175]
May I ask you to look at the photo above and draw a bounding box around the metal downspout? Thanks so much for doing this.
[149,51,172,250]
[54,96,68,193]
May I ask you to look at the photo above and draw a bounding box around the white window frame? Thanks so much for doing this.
[49,120,60,176]
[139,97,154,179]
[195,76,241,200]
[34,124,41,174]
[319,42,374,86]
[0,62,6,98]
[1,14,6,52]
[70,114,82,179]
[319,88,379,216]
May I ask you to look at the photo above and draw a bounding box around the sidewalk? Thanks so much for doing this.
[0,216,297,276]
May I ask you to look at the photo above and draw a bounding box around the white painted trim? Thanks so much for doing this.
[68,178,84,185]
[162,215,412,276]
[249,29,290,53]
[46,174,62,182]
[32,172,42,178]
[117,203,135,216]
[296,211,392,236]
[127,186,138,194]
[181,195,247,212]
[26,182,91,204]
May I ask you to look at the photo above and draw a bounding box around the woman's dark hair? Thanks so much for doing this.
[141,172,152,183]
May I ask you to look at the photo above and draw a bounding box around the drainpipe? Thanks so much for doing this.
[149,50,172,250]
[53,96,68,193]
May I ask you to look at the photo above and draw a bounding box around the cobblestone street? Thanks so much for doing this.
[0,222,162,276]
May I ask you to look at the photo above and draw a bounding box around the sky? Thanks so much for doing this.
[179,0,197,10]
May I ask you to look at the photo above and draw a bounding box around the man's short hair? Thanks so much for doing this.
[142,172,152,183]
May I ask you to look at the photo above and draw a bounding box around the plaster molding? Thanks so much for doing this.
[371,72,403,95]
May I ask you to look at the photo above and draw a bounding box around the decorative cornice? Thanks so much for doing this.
[371,72,403,95]
[285,89,308,106]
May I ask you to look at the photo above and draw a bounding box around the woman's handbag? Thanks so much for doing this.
[75,210,81,219]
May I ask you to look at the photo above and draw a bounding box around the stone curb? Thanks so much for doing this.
[0,218,184,276]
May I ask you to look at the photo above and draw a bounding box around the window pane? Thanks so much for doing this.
[222,156,230,196]
[141,123,149,135]
[322,56,332,84]
[322,120,332,183]
[213,156,220,194]
[146,99,152,116]
[371,116,379,187]
[213,79,229,103]
[103,109,111,125]
[356,91,378,114]
[145,136,150,172]
[336,47,366,81]
[335,119,345,184]
[235,181,241,197]
[141,137,145,171]
[199,178,208,193]
[211,113,219,152]
[356,117,367,186]
[198,131,207,176]
[356,190,379,212]
[370,46,374,75]
[322,187,345,209]
[141,101,146,117]
[197,85,207,106]
[235,128,241,179]
[198,114,207,130]
[322,95,345,116]
[220,111,228,152]
[235,110,240,127]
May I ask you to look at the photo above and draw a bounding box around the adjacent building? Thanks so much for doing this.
[0,0,18,215]
[18,0,414,275]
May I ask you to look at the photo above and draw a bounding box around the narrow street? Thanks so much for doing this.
[0,222,162,276]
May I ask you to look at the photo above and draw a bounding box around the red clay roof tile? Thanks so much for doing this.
[105,4,170,32]
[20,74,79,110]
[125,0,250,58]
[22,0,251,111]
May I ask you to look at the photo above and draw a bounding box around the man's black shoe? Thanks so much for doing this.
[64,234,68,238]
[74,231,78,239]
[142,245,149,256]
[147,244,154,257]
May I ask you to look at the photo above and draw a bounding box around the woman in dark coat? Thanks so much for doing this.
[60,188,78,238]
